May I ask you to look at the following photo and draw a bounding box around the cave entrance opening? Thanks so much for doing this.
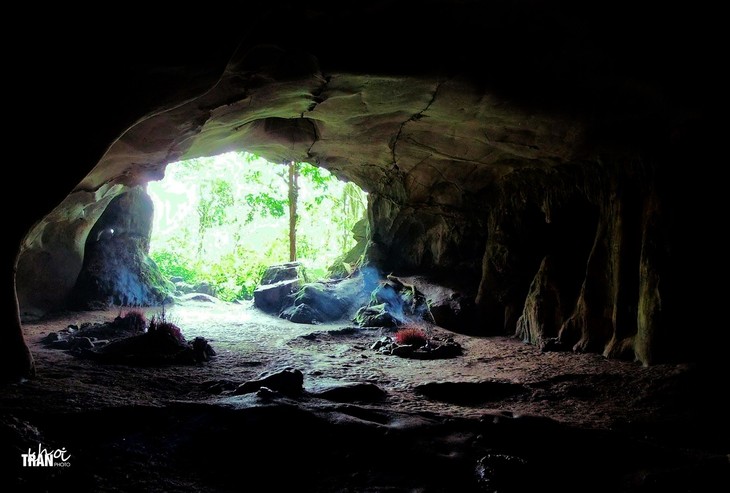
[146,150,369,303]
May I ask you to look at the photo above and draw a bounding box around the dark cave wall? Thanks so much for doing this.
[366,188,489,285]
[15,187,125,320]
[472,158,671,364]
[362,149,684,365]
[359,151,683,365]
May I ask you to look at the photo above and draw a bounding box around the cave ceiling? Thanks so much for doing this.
[69,1,699,200]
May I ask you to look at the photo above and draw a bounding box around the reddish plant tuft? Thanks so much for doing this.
[156,322,186,344]
[148,314,186,345]
[117,309,147,332]
[394,326,428,347]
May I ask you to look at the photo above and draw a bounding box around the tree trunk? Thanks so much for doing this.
[288,161,298,262]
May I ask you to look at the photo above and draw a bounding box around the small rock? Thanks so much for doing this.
[41,332,60,343]
[234,368,304,396]
[391,344,414,357]
[312,382,387,403]
[71,337,94,350]
[256,386,280,400]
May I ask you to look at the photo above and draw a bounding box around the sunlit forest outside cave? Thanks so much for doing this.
[146,151,368,302]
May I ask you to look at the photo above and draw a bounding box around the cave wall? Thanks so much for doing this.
[16,185,124,320]
[366,152,680,365]
[69,186,173,309]
[480,159,667,363]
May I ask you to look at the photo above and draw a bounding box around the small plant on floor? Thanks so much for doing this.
[394,325,428,347]
[148,308,186,345]
[115,309,147,332]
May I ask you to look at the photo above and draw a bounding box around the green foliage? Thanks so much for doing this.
[198,179,234,229]
[207,250,268,301]
[150,250,198,283]
[244,191,286,223]
[147,151,369,301]
[300,162,332,188]
[151,245,278,302]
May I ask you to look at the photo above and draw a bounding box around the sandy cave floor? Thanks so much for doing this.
[4,297,729,492]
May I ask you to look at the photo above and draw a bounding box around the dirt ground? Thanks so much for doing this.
[3,297,729,492]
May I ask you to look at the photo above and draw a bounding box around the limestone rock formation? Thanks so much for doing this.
[69,187,173,309]
[253,262,304,314]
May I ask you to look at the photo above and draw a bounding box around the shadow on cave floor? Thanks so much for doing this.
[3,298,729,492]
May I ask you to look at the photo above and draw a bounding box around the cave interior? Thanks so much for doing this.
[3,3,728,492]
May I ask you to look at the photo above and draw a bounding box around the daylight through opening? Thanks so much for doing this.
[146,151,369,302]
